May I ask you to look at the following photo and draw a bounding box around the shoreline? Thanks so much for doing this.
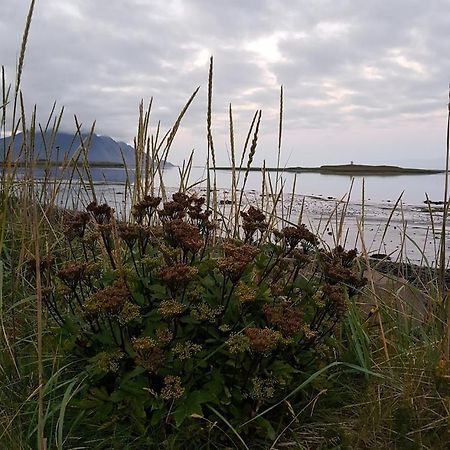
[213,164,444,176]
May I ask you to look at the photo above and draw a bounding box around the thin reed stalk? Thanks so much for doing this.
[275,86,283,194]
[442,86,450,365]
[206,57,218,231]
[238,110,261,211]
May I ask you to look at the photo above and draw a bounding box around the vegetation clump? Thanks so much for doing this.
[26,191,366,444]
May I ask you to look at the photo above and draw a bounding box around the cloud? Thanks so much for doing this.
[0,0,448,166]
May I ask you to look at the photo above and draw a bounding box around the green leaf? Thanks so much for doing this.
[255,416,276,440]
[119,378,147,397]
[121,367,146,383]
[56,379,80,450]
[76,399,102,409]
[173,390,213,426]
[129,397,146,420]
[89,386,110,401]
[150,406,166,426]
[269,361,296,377]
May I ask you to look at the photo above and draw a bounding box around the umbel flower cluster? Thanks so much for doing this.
[35,191,366,440]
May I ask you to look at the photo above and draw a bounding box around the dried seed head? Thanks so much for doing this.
[241,206,267,242]
[132,336,164,373]
[64,211,91,241]
[217,241,258,282]
[85,279,132,319]
[161,375,184,400]
[172,340,202,360]
[159,264,198,292]
[87,202,114,225]
[132,195,161,223]
[320,247,366,292]
[263,301,303,337]
[163,219,203,254]
[225,333,250,354]
[244,327,282,353]
[322,283,346,314]
[277,224,318,249]
[158,299,184,318]
[118,223,144,247]
[58,262,86,288]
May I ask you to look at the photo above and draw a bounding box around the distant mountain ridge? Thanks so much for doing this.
[0,131,173,167]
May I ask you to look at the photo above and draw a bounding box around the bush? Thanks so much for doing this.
[34,192,366,446]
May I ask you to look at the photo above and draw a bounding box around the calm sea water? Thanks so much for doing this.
[21,165,447,206]
[18,165,450,264]
[187,167,447,206]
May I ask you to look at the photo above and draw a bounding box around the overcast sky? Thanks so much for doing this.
[1,0,449,167]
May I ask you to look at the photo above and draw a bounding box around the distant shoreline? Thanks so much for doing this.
[213,164,444,176]
[0,160,175,169]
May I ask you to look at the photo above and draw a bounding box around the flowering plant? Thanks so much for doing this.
[37,192,365,444]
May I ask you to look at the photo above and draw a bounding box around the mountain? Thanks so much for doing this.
[0,131,173,167]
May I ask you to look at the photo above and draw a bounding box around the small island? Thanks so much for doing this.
[213,163,444,176]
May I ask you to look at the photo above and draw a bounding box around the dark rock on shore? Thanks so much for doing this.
[368,256,450,287]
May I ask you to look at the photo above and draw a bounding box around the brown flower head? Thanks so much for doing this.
[64,211,91,241]
[157,192,191,223]
[291,248,311,267]
[159,263,198,293]
[241,206,267,242]
[81,230,101,250]
[85,279,132,319]
[320,247,366,292]
[163,219,203,254]
[244,327,282,353]
[217,241,258,283]
[331,245,358,268]
[158,201,185,222]
[276,224,318,250]
[132,195,161,224]
[87,202,114,225]
[172,192,190,206]
[158,299,184,318]
[58,263,86,289]
[187,195,212,228]
[264,300,303,337]
[132,336,164,373]
[322,283,346,313]
[118,223,146,248]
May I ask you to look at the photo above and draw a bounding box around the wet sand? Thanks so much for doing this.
[210,188,449,266]
[72,183,449,267]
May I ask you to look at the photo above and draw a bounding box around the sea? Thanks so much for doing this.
[15,165,450,266]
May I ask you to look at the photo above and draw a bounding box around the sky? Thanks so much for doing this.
[1,0,449,168]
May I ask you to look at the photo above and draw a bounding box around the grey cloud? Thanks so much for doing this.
[0,0,449,166]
